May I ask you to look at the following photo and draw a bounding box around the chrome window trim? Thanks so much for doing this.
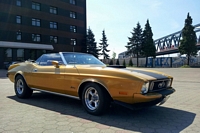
[59,52,67,65]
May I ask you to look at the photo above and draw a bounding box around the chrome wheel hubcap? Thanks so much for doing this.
[85,87,99,110]
[16,79,24,94]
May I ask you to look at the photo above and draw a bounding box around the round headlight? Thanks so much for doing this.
[141,82,149,94]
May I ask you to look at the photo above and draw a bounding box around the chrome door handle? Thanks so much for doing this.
[33,69,37,72]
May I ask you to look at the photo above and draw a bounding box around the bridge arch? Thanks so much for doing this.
[155,23,200,55]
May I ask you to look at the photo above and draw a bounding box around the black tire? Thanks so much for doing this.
[81,83,110,115]
[15,75,33,99]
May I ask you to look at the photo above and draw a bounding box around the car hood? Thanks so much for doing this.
[123,68,172,80]
[75,65,172,82]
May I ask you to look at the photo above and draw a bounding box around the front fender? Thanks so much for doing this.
[78,78,108,92]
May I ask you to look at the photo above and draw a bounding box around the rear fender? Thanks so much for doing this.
[14,71,29,88]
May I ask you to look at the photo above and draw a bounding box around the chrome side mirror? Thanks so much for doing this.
[52,61,59,68]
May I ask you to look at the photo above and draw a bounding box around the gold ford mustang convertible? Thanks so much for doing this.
[7,52,175,115]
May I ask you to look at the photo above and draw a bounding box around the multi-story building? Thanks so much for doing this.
[0,0,86,68]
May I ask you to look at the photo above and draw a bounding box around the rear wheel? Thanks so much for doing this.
[15,75,33,99]
[82,83,110,115]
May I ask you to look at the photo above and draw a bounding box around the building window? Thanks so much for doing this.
[70,0,76,5]
[16,32,22,40]
[70,11,76,19]
[17,49,24,61]
[32,2,40,10]
[70,38,76,45]
[5,49,12,62]
[16,16,21,24]
[32,18,40,26]
[50,6,57,14]
[50,22,57,29]
[50,36,58,43]
[70,25,77,33]
[32,34,41,42]
[16,0,21,6]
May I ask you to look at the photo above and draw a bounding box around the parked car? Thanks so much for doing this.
[7,52,175,115]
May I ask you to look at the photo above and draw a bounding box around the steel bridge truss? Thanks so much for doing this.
[155,23,200,54]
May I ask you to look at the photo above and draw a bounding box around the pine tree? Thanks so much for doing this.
[125,22,142,67]
[116,59,120,65]
[179,13,197,65]
[141,20,156,67]
[86,28,100,58]
[123,59,126,66]
[109,60,113,65]
[99,30,110,59]
[129,58,133,67]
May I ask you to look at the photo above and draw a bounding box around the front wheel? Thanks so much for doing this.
[82,83,110,115]
[15,75,33,99]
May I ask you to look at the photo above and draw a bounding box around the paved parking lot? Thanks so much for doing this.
[0,68,200,133]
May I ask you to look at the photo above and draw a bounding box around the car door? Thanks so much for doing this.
[29,53,67,94]
[60,53,81,97]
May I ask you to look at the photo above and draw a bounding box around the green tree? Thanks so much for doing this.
[99,30,110,59]
[125,22,142,67]
[112,51,116,59]
[116,59,120,65]
[109,60,113,65]
[123,59,126,66]
[86,28,100,58]
[179,13,197,65]
[128,58,133,67]
[141,20,156,67]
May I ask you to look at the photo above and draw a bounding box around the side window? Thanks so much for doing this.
[35,55,43,65]
[39,55,50,65]
[36,54,63,66]
[64,54,76,64]
[52,54,64,65]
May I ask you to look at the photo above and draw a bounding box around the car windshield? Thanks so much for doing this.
[62,53,105,66]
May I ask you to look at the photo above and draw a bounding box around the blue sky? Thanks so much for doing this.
[86,0,200,58]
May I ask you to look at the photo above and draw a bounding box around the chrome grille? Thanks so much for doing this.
[149,79,169,92]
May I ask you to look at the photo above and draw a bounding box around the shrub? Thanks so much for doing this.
[180,65,191,68]
[116,59,120,65]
